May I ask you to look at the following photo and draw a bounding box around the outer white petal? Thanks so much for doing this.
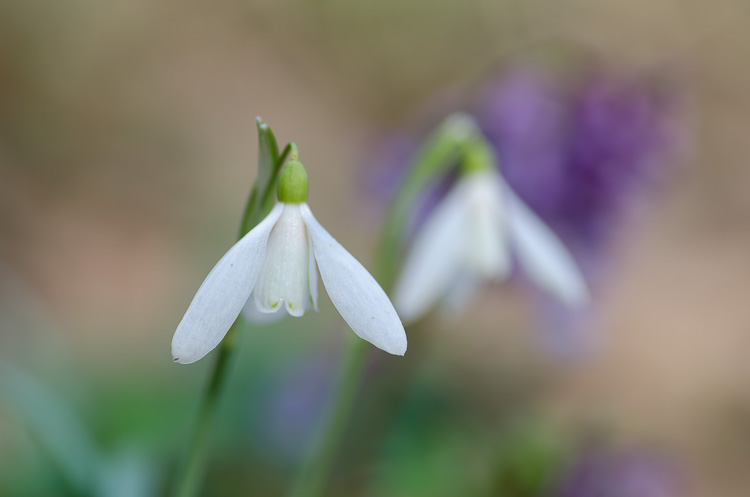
[440,273,482,316]
[308,233,319,311]
[391,178,471,323]
[300,204,407,355]
[505,186,589,307]
[171,203,284,364]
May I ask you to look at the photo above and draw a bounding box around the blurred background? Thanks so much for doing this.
[1,0,749,496]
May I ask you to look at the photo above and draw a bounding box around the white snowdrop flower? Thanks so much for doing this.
[172,157,407,364]
[393,167,588,323]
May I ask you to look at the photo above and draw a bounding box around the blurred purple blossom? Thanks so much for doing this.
[555,450,680,497]
[479,67,679,250]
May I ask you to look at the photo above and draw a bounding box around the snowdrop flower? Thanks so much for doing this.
[392,163,588,323]
[172,155,407,364]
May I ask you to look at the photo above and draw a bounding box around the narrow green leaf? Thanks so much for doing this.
[239,118,290,237]
[0,362,100,496]
[256,118,280,192]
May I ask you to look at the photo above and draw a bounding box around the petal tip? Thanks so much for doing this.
[172,354,200,365]
[172,354,193,365]
[392,344,407,356]
[171,351,195,364]
[171,340,203,365]
[381,334,407,356]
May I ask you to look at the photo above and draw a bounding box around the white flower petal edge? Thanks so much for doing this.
[300,204,407,355]
[391,178,472,323]
[307,232,319,312]
[505,186,589,307]
[465,172,511,280]
[172,203,284,364]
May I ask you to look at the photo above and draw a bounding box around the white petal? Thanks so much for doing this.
[391,177,471,323]
[300,204,407,355]
[308,233,319,311]
[440,273,482,316]
[241,295,285,324]
[172,203,284,364]
[253,204,311,317]
[464,172,511,280]
[505,186,589,307]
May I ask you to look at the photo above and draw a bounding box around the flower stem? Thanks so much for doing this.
[175,321,241,497]
[289,337,370,497]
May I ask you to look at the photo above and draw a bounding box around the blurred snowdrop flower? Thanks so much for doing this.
[172,153,406,364]
[392,139,588,323]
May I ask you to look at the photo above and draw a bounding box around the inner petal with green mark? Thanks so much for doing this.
[253,204,311,316]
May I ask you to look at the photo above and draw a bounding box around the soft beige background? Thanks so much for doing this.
[1,1,749,495]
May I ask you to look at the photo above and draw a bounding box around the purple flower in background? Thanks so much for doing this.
[561,76,673,245]
[480,67,677,251]
[555,450,680,497]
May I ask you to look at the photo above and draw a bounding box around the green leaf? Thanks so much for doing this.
[238,118,291,237]
[0,362,100,496]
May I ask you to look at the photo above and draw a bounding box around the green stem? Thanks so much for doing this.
[175,321,241,497]
[289,338,370,497]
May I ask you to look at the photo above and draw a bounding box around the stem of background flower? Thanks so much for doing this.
[288,337,370,497]
[175,321,241,497]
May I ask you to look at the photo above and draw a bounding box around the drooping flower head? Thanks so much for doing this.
[363,63,678,355]
[172,147,407,364]
[392,124,588,323]
[479,66,678,250]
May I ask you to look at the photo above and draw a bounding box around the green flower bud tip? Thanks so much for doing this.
[277,144,309,203]
[460,138,496,175]
[442,113,479,142]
